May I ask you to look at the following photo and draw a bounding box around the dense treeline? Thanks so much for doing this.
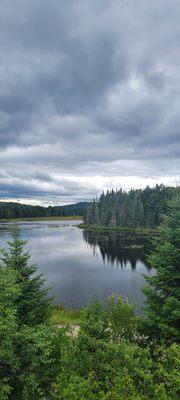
[85,184,177,228]
[0,195,179,399]
[0,201,89,219]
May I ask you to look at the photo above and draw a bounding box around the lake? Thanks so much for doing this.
[0,219,154,313]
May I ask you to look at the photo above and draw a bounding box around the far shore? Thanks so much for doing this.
[78,223,157,235]
[0,218,156,235]
[0,215,157,235]
[0,216,83,222]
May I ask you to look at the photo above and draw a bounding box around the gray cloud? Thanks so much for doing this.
[0,0,179,204]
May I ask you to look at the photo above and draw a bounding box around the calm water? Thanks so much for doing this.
[0,220,154,313]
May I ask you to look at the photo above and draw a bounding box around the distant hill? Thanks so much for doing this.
[0,201,91,219]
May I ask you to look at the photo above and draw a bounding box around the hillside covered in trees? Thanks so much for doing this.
[84,184,178,228]
[0,201,90,219]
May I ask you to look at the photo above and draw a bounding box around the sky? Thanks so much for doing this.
[0,0,179,206]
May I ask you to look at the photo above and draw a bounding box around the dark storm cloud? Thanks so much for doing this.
[0,0,179,203]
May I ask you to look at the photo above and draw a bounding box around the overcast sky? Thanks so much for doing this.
[0,0,179,205]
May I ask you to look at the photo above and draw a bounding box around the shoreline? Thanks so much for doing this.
[0,217,156,235]
[78,223,157,235]
[0,216,82,222]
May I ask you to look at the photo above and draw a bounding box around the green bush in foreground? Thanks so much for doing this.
[54,299,179,399]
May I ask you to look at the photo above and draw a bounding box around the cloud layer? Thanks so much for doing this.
[0,0,179,204]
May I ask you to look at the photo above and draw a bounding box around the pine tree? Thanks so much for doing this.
[0,226,51,326]
[142,194,180,342]
[0,267,20,397]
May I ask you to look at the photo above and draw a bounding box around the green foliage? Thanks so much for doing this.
[10,326,64,400]
[0,228,63,399]
[81,299,110,340]
[85,184,177,229]
[0,268,20,363]
[80,295,137,342]
[54,372,101,400]
[51,304,83,326]
[108,295,137,341]
[54,298,180,399]
[142,194,180,342]
[0,379,12,400]
[0,226,51,326]
[0,268,20,399]
[0,201,89,220]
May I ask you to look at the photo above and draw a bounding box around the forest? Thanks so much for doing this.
[84,184,178,228]
[0,194,179,399]
[0,201,89,219]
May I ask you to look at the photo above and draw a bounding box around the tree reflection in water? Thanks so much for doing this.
[83,230,152,271]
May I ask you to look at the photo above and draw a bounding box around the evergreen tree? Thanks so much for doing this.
[142,194,180,342]
[0,267,20,398]
[0,266,63,400]
[0,226,51,326]
[84,185,177,229]
[0,228,63,399]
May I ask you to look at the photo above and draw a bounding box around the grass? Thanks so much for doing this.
[78,223,157,235]
[0,216,82,222]
[51,305,84,326]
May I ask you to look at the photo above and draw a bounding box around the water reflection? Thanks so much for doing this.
[83,230,152,271]
[0,221,154,312]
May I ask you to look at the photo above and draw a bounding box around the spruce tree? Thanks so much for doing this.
[0,226,51,327]
[0,267,20,397]
[142,194,180,342]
